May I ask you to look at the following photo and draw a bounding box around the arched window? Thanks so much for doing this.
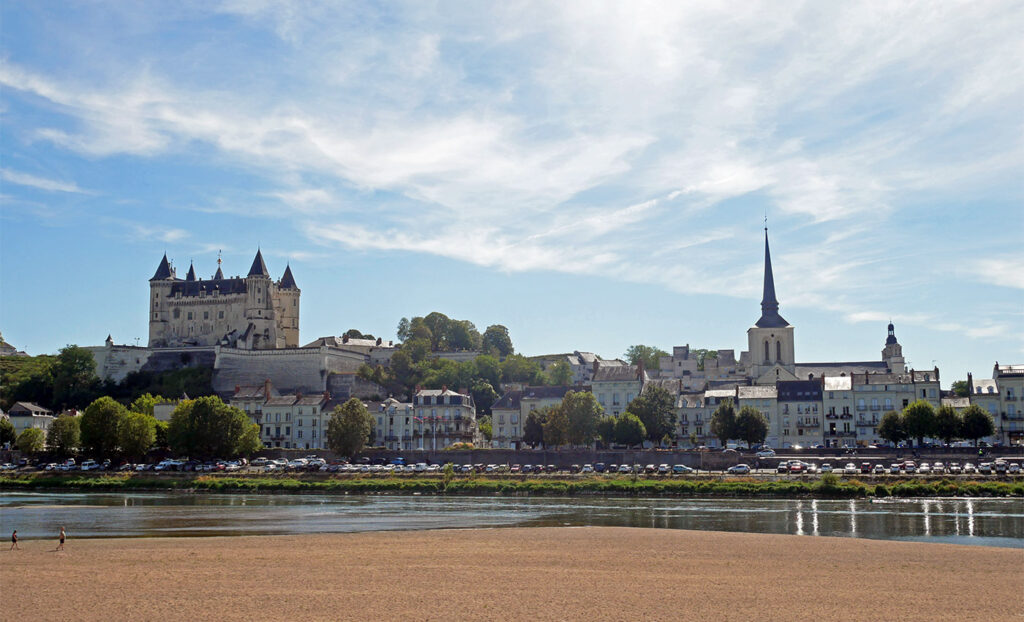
[764,340,770,362]
[776,340,782,362]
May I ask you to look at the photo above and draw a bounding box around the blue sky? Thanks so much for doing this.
[1,1,1022,386]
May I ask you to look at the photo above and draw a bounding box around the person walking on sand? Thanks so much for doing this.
[10,530,19,550]
[57,526,66,551]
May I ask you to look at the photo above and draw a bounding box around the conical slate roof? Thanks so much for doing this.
[248,249,269,277]
[185,262,197,281]
[213,266,224,279]
[151,254,174,280]
[754,230,789,328]
[279,264,298,289]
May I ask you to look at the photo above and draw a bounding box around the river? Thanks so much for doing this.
[1,493,1020,548]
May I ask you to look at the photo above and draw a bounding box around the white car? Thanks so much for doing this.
[727,464,751,475]
[948,463,962,474]
[889,464,901,474]
[872,464,886,474]
[80,459,100,471]
[963,463,977,474]
[756,449,776,458]
[932,462,945,474]
[918,463,931,474]
[819,464,833,473]
[581,464,594,473]
[843,463,858,475]
[1009,463,1021,474]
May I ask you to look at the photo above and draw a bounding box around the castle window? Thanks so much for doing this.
[776,341,781,361]
[218,311,224,319]
[187,312,193,320]
[154,313,158,319]
[173,308,180,319]
[203,311,209,320]
[764,341,769,362]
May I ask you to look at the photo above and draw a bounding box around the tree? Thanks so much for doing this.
[561,390,603,446]
[129,393,166,416]
[396,317,411,342]
[933,405,962,445]
[709,400,737,447]
[614,413,646,447]
[473,355,502,389]
[422,312,452,350]
[80,396,127,458]
[477,415,493,442]
[118,412,157,461]
[326,398,374,458]
[960,405,996,446]
[501,354,542,384]
[596,415,617,447]
[523,410,545,447]
[343,328,374,340]
[950,380,970,398]
[481,325,514,357]
[47,415,80,457]
[734,406,769,447]
[0,417,16,446]
[626,385,676,444]
[547,360,573,386]
[542,406,569,447]
[16,427,45,454]
[167,396,262,459]
[902,400,936,447]
[448,320,482,351]
[50,345,101,409]
[877,411,907,447]
[623,345,669,370]
[470,380,499,416]
[153,420,169,450]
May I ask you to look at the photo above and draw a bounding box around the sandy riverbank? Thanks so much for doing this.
[0,527,1020,621]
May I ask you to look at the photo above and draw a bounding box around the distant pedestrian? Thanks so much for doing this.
[10,530,19,550]
[57,526,66,551]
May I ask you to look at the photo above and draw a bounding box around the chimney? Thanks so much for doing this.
[264,378,272,397]
[342,334,349,343]
[376,337,382,345]
[235,385,240,394]
[637,359,645,381]
[967,372,973,394]
[593,360,600,375]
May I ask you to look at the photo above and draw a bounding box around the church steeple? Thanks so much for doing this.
[886,321,898,345]
[755,229,789,328]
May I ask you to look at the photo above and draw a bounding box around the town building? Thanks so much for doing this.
[489,385,581,448]
[412,388,478,450]
[592,363,646,416]
[7,402,54,437]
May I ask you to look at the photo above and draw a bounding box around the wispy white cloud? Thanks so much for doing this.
[0,168,92,194]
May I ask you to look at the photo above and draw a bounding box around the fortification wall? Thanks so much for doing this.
[213,346,366,395]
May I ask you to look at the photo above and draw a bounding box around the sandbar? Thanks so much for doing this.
[1,527,1021,621]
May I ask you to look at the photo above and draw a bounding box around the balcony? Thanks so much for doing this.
[1003,413,1023,420]
[870,405,880,411]
[825,431,856,438]
[797,420,820,428]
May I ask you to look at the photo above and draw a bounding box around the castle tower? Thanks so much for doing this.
[275,264,301,347]
[747,229,795,377]
[882,322,906,373]
[148,253,176,347]
[244,249,277,349]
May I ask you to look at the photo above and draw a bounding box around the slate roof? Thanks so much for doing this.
[777,380,823,401]
[971,379,999,395]
[644,378,683,395]
[8,402,52,416]
[213,266,224,279]
[248,249,270,277]
[170,277,249,297]
[795,361,889,379]
[941,397,970,408]
[185,263,196,281]
[264,396,298,407]
[755,230,790,328]
[593,365,641,382]
[151,254,174,280]
[280,265,298,289]
[521,385,579,400]
[492,390,523,411]
[231,385,278,400]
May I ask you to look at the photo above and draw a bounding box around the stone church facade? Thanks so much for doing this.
[147,250,299,350]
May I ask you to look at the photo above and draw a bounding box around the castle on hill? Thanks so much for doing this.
[147,250,300,350]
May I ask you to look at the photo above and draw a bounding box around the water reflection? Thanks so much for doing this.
[0,493,1020,549]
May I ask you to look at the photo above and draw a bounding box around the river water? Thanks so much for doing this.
[1,493,1020,548]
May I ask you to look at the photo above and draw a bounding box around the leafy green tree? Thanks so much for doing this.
[877,411,907,446]
[734,406,769,447]
[343,328,374,340]
[523,410,546,447]
[473,355,502,389]
[709,400,737,447]
[547,360,573,386]
[129,393,167,416]
[0,417,15,446]
[481,325,514,357]
[46,414,80,457]
[396,317,411,342]
[561,390,603,446]
[614,413,646,447]
[470,380,499,416]
[423,312,452,350]
[626,385,676,444]
[236,421,263,457]
[326,398,374,458]
[167,396,262,458]
[50,345,101,409]
[501,354,542,384]
[542,405,569,447]
[403,338,432,364]
[118,412,157,461]
[902,400,936,447]
[596,415,617,447]
[153,420,169,450]
[623,345,669,370]
[933,405,962,445]
[16,427,45,454]
[960,405,996,446]
[950,380,970,398]
[448,320,482,351]
[477,415,493,442]
[80,396,128,458]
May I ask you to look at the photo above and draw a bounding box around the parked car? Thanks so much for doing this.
[918,462,931,474]
[947,462,962,474]
[804,462,818,474]
[1009,463,1021,474]
[617,464,631,474]
[994,459,1008,474]
[594,463,607,473]
[756,449,776,458]
[889,464,901,474]
[789,462,804,474]
[843,463,858,475]
[978,462,992,474]
[657,464,670,475]
[644,464,657,474]
[819,463,833,473]
[932,462,945,474]
[581,464,594,474]
[727,464,751,475]
[777,462,790,473]
[860,462,872,474]
[963,463,977,474]
[672,464,694,474]
[872,464,886,474]
[80,459,100,471]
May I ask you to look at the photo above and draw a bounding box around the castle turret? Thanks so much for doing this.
[882,322,906,373]
[185,262,196,281]
[276,264,300,347]
[148,254,177,347]
[244,249,276,349]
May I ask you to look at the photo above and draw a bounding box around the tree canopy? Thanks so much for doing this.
[626,386,676,444]
[734,406,769,447]
[709,400,737,447]
[47,414,80,457]
[877,411,907,446]
[326,398,374,458]
[613,413,646,447]
[561,390,603,446]
[118,412,157,460]
[902,400,936,447]
[933,405,962,444]
[167,396,262,459]
[960,405,995,446]
[16,427,45,454]
[541,405,569,447]
[950,380,970,398]
[623,345,668,370]
[0,417,17,446]
[481,324,514,357]
[523,410,545,447]
[80,396,127,458]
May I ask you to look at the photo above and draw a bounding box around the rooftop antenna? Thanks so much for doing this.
[217,249,222,268]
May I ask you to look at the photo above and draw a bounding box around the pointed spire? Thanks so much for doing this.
[280,264,298,289]
[248,248,269,277]
[213,250,224,279]
[755,229,789,328]
[185,261,197,281]
[151,253,174,280]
